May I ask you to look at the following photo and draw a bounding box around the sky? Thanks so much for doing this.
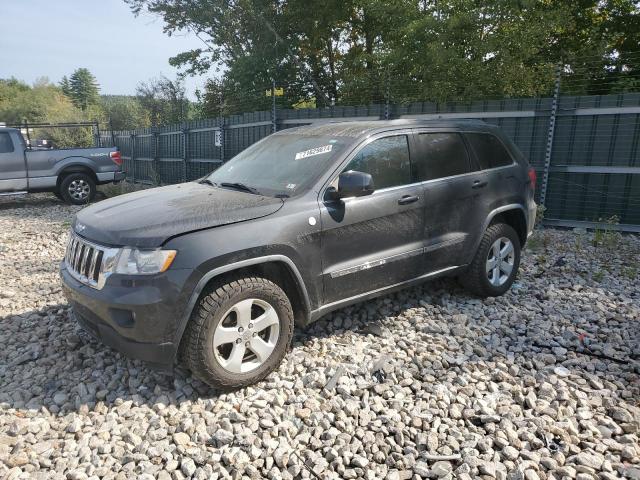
[0,0,209,99]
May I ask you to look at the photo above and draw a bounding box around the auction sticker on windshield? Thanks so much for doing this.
[295,144,332,160]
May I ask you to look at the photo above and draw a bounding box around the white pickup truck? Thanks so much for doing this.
[0,127,125,204]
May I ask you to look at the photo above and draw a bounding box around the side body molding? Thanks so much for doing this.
[173,254,312,358]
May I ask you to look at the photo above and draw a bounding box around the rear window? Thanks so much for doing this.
[0,133,14,153]
[465,133,513,169]
[413,133,470,181]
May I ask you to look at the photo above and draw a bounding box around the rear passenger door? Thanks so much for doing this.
[413,131,482,272]
[463,132,519,252]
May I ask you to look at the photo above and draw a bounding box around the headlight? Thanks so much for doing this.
[112,248,177,275]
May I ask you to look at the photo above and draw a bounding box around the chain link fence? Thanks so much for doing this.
[99,56,640,232]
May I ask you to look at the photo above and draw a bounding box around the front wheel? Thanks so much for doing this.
[180,277,294,390]
[460,223,521,297]
[60,173,96,205]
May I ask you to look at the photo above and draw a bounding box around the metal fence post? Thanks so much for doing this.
[94,120,101,147]
[271,79,277,133]
[219,86,226,163]
[540,63,562,207]
[109,117,116,147]
[153,129,160,185]
[384,71,391,120]
[130,132,136,184]
[182,124,189,182]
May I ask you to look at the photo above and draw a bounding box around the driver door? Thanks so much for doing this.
[319,133,425,304]
[0,131,27,191]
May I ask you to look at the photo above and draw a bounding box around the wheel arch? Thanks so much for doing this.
[56,164,98,189]
[174,255,311,361]
[483,204,528,247]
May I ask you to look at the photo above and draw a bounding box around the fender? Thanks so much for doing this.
[172,254,312,356]
[473,203,527,253]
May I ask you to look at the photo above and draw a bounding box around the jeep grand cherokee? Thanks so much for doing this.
[61,120,537,389]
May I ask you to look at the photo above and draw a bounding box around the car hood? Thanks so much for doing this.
[73,182,284,248]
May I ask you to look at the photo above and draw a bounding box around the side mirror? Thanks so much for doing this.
[327,170,375,200]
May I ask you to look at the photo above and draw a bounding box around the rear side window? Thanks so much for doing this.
[413,132,470,181]
[345,135,411,189]
[0,133,14,153]
[465,133,513,169]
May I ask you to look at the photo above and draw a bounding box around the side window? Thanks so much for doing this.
[0,133,14,154]
[465,133,513,169]
[344,135,411,189]
[413,133,470,181]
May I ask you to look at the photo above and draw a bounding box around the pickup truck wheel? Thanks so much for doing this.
[460,223,521,297]
[60,173,96,205]
[181,277,294,390]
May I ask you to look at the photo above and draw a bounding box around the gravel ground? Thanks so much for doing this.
[0,193,639,480]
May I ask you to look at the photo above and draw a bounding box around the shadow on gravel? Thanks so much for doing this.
[0,274,637,418]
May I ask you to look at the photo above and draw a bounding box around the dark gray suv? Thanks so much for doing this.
[60,120,537,389]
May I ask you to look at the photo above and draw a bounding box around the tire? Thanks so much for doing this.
[460,223,521,297]
[60,173,96,205]
[180,277,294,390]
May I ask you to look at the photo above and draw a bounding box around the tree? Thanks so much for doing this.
[68,68,100,110]
[136,75,190,126]
[127,0,640,108]
[59,76,72,97]
[101,95,150,130]
[0,77,100,147]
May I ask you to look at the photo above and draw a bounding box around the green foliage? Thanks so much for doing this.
[127,0,640,115]
[593,215,621,249]
[0,77,96,147]
[68,68,100,111]
[136,75,190,126]
[101,95,150,130]
[59,76,72,96]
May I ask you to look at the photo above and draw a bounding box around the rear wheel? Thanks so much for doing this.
[180,277,294,390]
[461,223,521,297]
[60,173,96,205]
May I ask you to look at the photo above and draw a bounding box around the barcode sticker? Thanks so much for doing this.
[295,144,332,160]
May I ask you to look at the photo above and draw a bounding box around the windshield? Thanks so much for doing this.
[206,133,353,196]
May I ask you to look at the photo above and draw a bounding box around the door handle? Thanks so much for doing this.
[398,195,419,205]
[472,180,488,189]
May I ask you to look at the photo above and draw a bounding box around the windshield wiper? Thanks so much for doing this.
[219,182,261,195]
[200,178,216,186]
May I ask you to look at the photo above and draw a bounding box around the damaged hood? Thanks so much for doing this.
[73,182,284,247]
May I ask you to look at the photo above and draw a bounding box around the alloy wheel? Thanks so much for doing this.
[68,179,91,201]
[486,237,515,286]
[212,298,280,374]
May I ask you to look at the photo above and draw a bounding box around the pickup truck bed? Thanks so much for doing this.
[0,127,125,204]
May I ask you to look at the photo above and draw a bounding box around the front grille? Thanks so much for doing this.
[65,232,114,289]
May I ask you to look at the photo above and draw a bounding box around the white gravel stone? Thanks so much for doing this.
[0,194,638,480]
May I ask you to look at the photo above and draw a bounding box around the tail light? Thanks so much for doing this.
[528,167,537,192]
[110,150,122,166]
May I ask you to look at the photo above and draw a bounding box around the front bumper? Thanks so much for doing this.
[60,263,190,369]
